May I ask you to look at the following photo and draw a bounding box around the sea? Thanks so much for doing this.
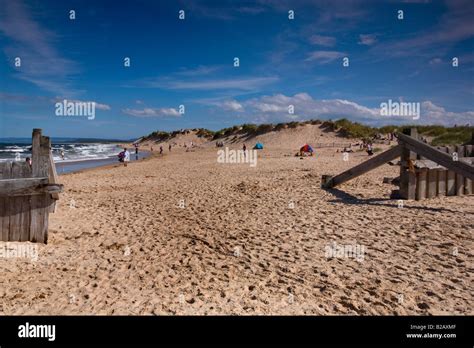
[0,139,148,174]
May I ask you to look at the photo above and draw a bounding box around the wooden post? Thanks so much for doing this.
[322,145,402,188]
[445,146,456,196]
[48,149,60,212]
[0,162,12,241]
[464,145,472,195]
[437,169,446,197]
[427,169,438,198]
[30,131,51,243]
[32,129,43,177]
[399,128,417,199]
[398,134,473,180]
[416,168,428,200]
[0,129,61,243]
[455,145,464,196]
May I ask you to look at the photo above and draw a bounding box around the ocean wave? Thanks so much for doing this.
[0,143,123,163]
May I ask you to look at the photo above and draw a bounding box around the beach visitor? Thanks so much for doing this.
[367,143,374,156]
[169,144,172,152]
[135,146,139,160]
[60,149,65,160]
[123,148,130,166]
[25,157,32,167]
[160,146,163,155]
[118,150,125,163]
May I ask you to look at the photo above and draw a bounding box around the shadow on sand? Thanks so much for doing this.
[323,187,460,214]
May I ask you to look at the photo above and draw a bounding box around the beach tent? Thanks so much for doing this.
[254,143,264,150]
[300,144,314,153]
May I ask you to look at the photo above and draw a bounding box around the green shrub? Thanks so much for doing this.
[256,123,274,134]
[241,124,258,134]
[196,128,215,138]
[275,123,287,131]
[378,125,399,134]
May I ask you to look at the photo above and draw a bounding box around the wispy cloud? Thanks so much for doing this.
[131,76,279,91]
[0,0,79,95]
[309,34,336,47]
[306,51,346,64]
[429,58,442,65]
[203,99,244,112]
[122,107,180,117]
[50,97,111,110]
[237,6,266,15]
[177,0,265,20]
[176,65,221,76]
[372,0,474,57]
[358,34,377,46]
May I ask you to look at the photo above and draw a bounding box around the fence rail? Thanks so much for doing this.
[322,128,474,201]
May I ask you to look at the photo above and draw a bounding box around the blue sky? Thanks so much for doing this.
[0,0,473,139]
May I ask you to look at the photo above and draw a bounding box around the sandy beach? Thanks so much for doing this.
[0,125,472,315]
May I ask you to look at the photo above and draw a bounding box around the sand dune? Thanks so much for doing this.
[0,128,472,315]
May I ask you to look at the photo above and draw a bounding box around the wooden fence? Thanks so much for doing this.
[412,145,473,200]
[314,142,352,149]
[0,129,62,243]
[322,129,474,201]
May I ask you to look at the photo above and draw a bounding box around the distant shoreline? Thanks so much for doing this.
[55,149,151,175]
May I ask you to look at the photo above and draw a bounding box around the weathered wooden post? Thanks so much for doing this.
[0,129,62,243]
[399,128,417,199]
[445,146,456,195]
[464,145,472,195]
[455,145,465,196]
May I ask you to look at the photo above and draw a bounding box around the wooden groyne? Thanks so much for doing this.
[0,129,63,243]
[322,129,474,201]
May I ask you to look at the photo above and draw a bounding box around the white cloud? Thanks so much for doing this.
[176,65,221,76]
[429,58,442,65]
[358,34,377,46]
[139,76,279,91]
[217,100,244,111]
[94,102,111,111]
[306,51,346,64]
[309,35,336,47]
[421,101,474,125]
[212,93,474,126]
[122,107,180,117]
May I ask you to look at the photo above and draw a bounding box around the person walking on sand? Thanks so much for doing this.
[243,143,247,157]
[123,148,130,166]
[135,146,139,160]
[159,146,163,155]
[169,144,172,152]
[366,143,373,156]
